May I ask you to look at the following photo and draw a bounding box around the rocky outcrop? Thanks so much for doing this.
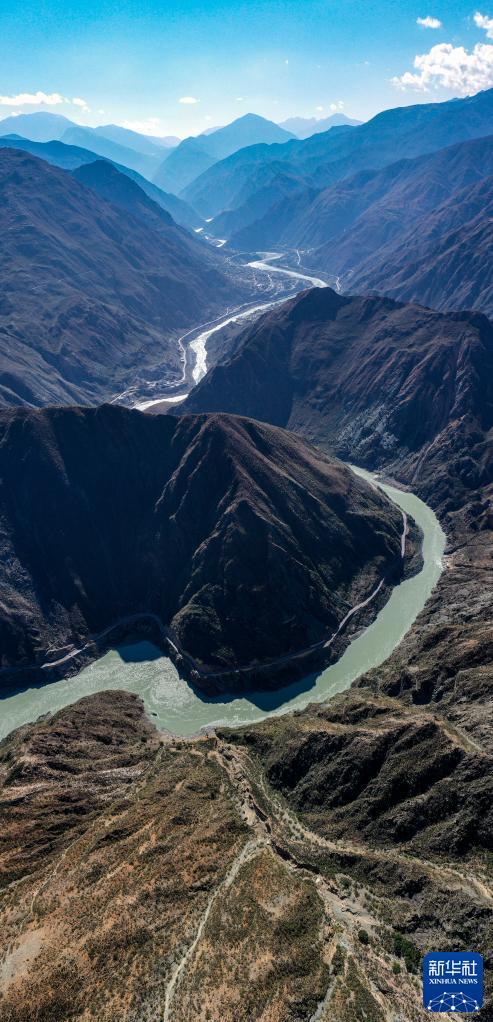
[181,287,493,532]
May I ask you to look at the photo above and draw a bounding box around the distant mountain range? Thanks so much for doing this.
[0,111,75,141]
[183,87,493,229]
[0,112,178,148]
[0,111,299,193]
[59,124,162,178]
[93,123,179,151]
[231,132,493,319]
[0,113,179,180]
[153,113,295,194]
[0,149,245,407]
[0,405,402,683]
[279,113,362,138]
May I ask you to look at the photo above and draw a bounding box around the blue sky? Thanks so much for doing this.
[1,0,493,136]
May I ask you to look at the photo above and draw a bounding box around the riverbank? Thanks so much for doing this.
[130,251,333,412]
[0,471,444,742]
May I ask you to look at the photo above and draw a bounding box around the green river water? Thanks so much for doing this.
[0,468,446,741]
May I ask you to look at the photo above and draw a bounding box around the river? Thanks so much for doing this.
[189,253,333,385]
[0,470,445,741]
[135,252,333,407]
[0,255,446,741]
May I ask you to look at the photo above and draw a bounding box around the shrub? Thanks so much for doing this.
[393,932,420,974]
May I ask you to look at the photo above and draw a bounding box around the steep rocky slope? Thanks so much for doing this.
[0,405,404,688]
[230,133,493,259]
[182,287,493,527]
[349,174,493,317]
[0,149,244,407]
[229,692,493,858]
[182,286,493,730]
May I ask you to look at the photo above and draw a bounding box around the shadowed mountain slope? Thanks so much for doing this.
[347,174,493,318]
[0,149,240,406]
[183,285,493,736]
[230,134,493,257]
[0,405,403,684]
[182,287,493,521]
[0,134,201,228]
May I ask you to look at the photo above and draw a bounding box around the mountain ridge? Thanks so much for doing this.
[0,133,202,228]
[183,87,493,224]
[61,124,160,178]
[0,148,242,407]
[154,113,295,194]
[181,286,493,530]
[229,133,493,255]
[0,404,404,690]
[343,173,493,317]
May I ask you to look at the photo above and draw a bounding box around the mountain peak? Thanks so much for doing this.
[154,111,294,193]
[0,110,75,143]
[0,404,404,682]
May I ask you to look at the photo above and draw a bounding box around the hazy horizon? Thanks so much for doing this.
[0,106,361,142]
[1,0,493,138]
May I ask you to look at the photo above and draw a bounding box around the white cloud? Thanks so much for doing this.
[0,91,65,107]
[417,16,443,28]
[179,96,199,104]
[72,96,90,111]
[330,100,345,111]
[316,105,324,111]
[392,26,493,94]
[236,96,244,101]
[0,91,94,113]
[474,11,493,37]
[120,117,163,135]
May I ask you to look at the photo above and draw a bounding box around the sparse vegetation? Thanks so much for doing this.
[0,691,491,1021]
[392,932,421,974]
